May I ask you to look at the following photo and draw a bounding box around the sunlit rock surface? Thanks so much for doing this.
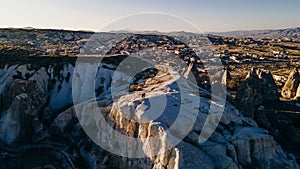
[282,68,300,99]
[0,61,298,169]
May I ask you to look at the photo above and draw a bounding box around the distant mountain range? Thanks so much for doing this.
[212,27,300,40]
[110,27,300,40]
[2,26,300,40]
[109,29,202,36]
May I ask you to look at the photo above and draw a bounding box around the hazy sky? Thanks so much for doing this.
[1,0,300,32]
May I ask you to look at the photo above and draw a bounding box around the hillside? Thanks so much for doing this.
[213,27,300,40]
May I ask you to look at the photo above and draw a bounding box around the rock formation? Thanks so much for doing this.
[297,84,300,99]
[221,68,232,86]
[0,66,48,144]
[0,33,298,169]
[236,68,279,118]
[281,68,300,99]
[0,61,298,169]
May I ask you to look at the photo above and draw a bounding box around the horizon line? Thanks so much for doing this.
[0,26,299,34]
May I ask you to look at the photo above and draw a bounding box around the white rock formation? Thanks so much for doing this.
[0,63,298,169]
[282,68,300,99]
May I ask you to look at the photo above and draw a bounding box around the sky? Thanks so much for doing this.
[1,0,300,32]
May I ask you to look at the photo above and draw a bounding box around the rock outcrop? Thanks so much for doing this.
[236,68,279,118]
[0,61,298,169]
[281,68,300,99]
[0,34,298,169]
[297,84,300,99]
[0,67,48,144]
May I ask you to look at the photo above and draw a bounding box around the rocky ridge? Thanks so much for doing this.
[0,60,299,169]
[0,34,299,169]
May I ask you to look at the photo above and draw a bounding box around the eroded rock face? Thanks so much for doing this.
[0,68,48,144]
[0,62,298,169]
[52,65,298,169]
[282,68,300,99]
[230,127,296,169]
[0,63,299,169]
[236,68,279,118]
